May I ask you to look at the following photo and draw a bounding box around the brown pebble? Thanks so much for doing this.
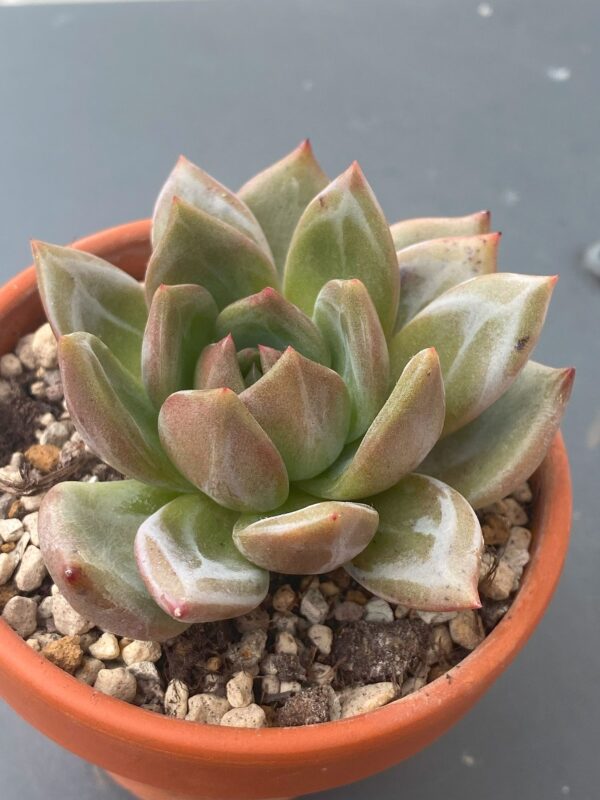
[42,635,84,674]
[25,444,61,474]
[1,542,16,553]
[346,589,368,605]
[205,656,222,672]
[272,584,297,613]
[8,500,23,519]
[0,583,17,612]
[481,513,511,546]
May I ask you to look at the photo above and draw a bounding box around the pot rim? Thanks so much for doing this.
[0,220,572,765]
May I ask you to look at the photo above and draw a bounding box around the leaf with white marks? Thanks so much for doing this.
[390,273,556,436]
[390,211,491,251]
[313,278,389,442]
[346,474,483,610]
[39,480,188,641]
[419,361,575,508]
[395,233,500,331]
[194,334,245,393]
[33,242,147,377]
[300,348,445,499]
[215,287,331,366]
[59,333,190,491]
[283,163,400,335]
[233,489,379,575]
[135,493,268,624]
[142,284,218,408]
[238,140,329,274]
[145,199,279,307]
[240,348,350,480]
[159,388,289,512]
[152,155,271,255]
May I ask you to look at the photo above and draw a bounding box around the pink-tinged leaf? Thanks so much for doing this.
[158,388,289,512]
[236,347,261,375]
[395,233,500,330]
[390,273,556,436]
[283,163,400,336]
[300,349,445,499]
[420,361,575,508]
[33,241,147,377]
[233,489,378,575]
[240,348,350,481]
[135,494,268,624]
[195,334,245,393]
[142,284,218,408]
[346,474,483,611]
[238,140,329,275]
[59,333,190,491]
[258,344,283,373]
[145,199,279,307]
[390,211,491,251]
[152,155,271,256]
[313,279,389,442]
[39,480,188,641]
[215,287,330,367]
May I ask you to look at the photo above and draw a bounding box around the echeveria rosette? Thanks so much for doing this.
[33,141,574,641]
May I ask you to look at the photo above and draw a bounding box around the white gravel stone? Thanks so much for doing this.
[75,657,105,686]
[415,610,458,624]
[394,604,409,619]
[164,679,189,719]
[426,625,454,664]
[479,558,516,600]
[94,667,137,702]
[22,512,39,547]
[0,519,24,543]
[307,624,333,655]
[0,552,19,585]
[0,379,12,402]
[300,587,329,624]
[14,545,47,591]
[16,334,36,369]
[0,466,23,487]
[121,639,162,665]
[340,682,396,719]
[30,380,46,399]
[40,421,73,447]
[226,670,254,708]
[21,494,45,513]
[308,662,335,686]
[364,598,394,623]
[333,601,364,622]
[186,693,231,724]
[31,323,58,369]
[449,611,485,650]
[220,704,266,729]
[37,595,54,622]
[0,353,23,378]
[26,638,41,652]
[280,680,302,695]
[274,630,299,655]
[2,596,38,638]
[89,632,121,661]
[502,497,529,526]
[261,675,281,698]
[503,527,532,575]
[52,592,94,636]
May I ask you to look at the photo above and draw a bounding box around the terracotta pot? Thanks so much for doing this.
[0,221,572,800]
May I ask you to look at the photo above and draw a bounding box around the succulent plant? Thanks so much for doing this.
[34,141,574,641]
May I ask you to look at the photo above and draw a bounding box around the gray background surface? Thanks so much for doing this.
[0,1,598,798]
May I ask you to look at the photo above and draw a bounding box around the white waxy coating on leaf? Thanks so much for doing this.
[390,211,491,251]
[233,491,379,574]
[390,272,556,436]
[347,474,483,610]
[283,162,400,336]
[394,233,500,330]
[420,361,575,508]
[33,242,147,378]
[152,155,271,257]
[240,347,351,480]
[158,388,289,512]
[135,494,268,623]
[299,348,445,499]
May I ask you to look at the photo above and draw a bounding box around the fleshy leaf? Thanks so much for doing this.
[135,494,268,624]
[313,278,389,442]
[59,333,189,491]
[152,155,271,255]
[389,273,556,436]
[390,211,491,251]
[420,361,575,508]
[236,347,260,374]
[300,348,445,499]
[158,388,289,512]
[215,287,330,366]
[38,480,188,641]
[233,489,378,574]
[258,344,283,372]
[145,199,279,307]
[240,348,350,481]
[244,363,262,387]
[142,284,218,408]
[346,474,483,610]
[283,163,400,336]
[194,334,245,393]
[33,242,147,378]
[395,233,500,331]
[238,140,329,274]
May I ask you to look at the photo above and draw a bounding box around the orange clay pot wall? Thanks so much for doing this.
[0,222,573,800]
